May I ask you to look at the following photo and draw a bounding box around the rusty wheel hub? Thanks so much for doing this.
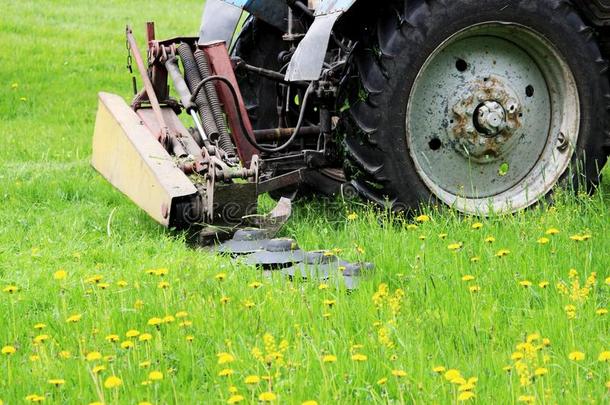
[450,76,521,162]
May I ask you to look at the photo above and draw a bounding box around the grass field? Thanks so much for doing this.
[1,1,609,404]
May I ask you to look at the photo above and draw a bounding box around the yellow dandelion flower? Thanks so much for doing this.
[58,350,71,359]
[220,296,231,304]
[323,299,336,307]
[538,281,550,289]
[249,281,263,289]
[85,275,103,284]
[103,375,122,389]
[458,391,476,401]
[33,334,50,344]
[120,341,134,350]
[86,352,102,362]
[217,352,235,365]
[162,315,175,323]
[470,256,480,263]
[116,280,128,287]
[542,338,551,347]
[157,281,170,289]
[139,333,152,342]
[598,351,610,362]
[534,367,548,376]
[406,224,418,230]
[25,395,45,402]
[53,270,67,280]
[318,283,329,290]
[126,330,140,338]
[444,369,461,381]
[605,276,610,285]
[148,371,163,381]
[484,236,495,243]
[502,365,512,372]
[245,375,260,384]
[568,351,585,361]
[545,228,560,235]
[218,368,234,377]
[377,377,388,385]
[301,401,318,405]
[138,402,153,405]
[596,308,608,316]
[471,222,483,230]
[176,311,188,318]
[448,242,463,251]
[258,392,277,402]
[356,245,365,254]
[92,365,106,374]
[519,280,532,288]
[418,235,426,240]
[438,233,448,239]
[105,334,119,343]
[537,237,550,245]
[462,275,475,282]
[391,369,407,377]
[228,395,245,404]
[134,299,144,310]
[147,317,163,326]
[243,300,255,309]
[517,395,535,403]
[351,353,367,362]
[48,379,65,387]
[186,335,194,342]
[469,285,481,293]
[495,249,510,257]
[322,354,337,363]
[33,323,46,330]
[347,212,358,221]
[511,352,524,361]
[3,285,18,293]
[66,314,81,323]
[215,272,226,281]
[416,214,430,223]
[432,366,446,374]
[1,345,16,355]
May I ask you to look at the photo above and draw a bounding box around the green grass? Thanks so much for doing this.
[0,1,609,404]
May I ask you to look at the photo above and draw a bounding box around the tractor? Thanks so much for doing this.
[92,0,610,240]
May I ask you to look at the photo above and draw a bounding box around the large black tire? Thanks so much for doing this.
[342,0,610,213]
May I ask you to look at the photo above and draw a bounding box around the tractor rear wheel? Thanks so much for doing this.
[342,0,610,214]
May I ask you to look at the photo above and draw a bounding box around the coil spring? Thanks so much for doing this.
[194,50,236,157]
[177,43,219,141]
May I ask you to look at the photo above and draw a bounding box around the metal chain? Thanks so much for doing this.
[126,33,137,94]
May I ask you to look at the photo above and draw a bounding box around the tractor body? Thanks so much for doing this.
[92,0,610,240]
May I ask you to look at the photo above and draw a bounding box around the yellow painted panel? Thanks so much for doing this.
[91,92,198,226]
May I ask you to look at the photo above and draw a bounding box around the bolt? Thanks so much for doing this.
[557,132,569,152]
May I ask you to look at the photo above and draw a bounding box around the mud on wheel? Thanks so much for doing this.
[341,0,610,215]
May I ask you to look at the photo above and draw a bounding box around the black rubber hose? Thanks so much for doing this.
[193,50,236,156]
[177,43,219,141]
[190,77,314,153]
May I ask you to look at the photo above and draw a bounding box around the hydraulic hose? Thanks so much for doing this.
[193,49,236,156]
[190,77,315,154]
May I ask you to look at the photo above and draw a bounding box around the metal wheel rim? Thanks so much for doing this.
[406,22,580,215]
